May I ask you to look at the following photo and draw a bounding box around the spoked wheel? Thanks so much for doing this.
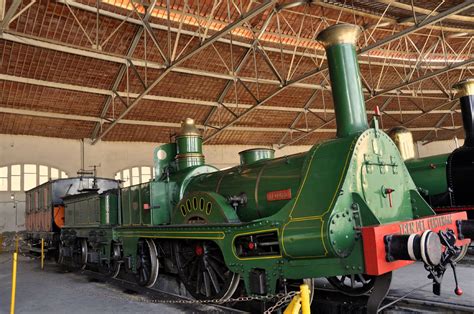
[135,239,159,287]
[327,274,375,296]
[174,240,240,301]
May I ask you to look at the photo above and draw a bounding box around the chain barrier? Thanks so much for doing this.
[131,290,297,313]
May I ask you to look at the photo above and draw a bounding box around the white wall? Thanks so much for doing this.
[0,134,311,231]
[416,138,463,157]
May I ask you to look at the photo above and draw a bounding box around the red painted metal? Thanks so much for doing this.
[435,206,474,213]
[361,212,471,276]
[266,189,292,202]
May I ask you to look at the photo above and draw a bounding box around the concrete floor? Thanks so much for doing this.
[389,259,474,309]
[0,254,226,314]
[1,253,473,313]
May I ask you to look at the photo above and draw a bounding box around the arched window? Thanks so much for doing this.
[114,166,154,187]
[0,164,68,192]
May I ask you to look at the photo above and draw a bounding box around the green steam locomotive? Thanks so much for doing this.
[389,79,474,219]
[51,24,473,310]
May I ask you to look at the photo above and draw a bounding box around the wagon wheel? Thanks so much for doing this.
[79,239,88,270]
[135,239,159,287]
[174,240,240,301]
[110,243,122,278]
[57,241,65,265]
[98,244,122,278]
[327,274,375,296]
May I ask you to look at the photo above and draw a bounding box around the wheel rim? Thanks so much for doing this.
[57,241,65,265]
[453,244,469,263]
[136,239,159,287]
[327,274,375,296]
[111,262,121,278]
[80,239,88,270]
[110,244,122,278]
[175,240,240,301]
[303,278,315,304]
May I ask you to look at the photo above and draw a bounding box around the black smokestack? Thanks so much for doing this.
[453,78,474,147]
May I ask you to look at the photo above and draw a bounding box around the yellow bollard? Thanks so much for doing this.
[41,238,44,270]
[299,283,311,314]
[283,283,312,314]
[283,295,301,314]
[10,252,18,314]
[15,235,19,254]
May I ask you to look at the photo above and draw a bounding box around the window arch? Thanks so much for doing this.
[0,164,68,192]
[114,166,154,187]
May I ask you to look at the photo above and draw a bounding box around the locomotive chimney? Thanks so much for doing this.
[317,24,368,138]
[453,78,474,147]
[175,118,205,170]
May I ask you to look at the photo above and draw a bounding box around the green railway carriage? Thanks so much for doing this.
[56,23,474,309]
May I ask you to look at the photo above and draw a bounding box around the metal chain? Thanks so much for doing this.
[264,291,298,314]
[132,291,297,313]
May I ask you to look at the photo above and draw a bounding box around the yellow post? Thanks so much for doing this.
[283,295,301,314]
[10,252,18,314]
[15,235,19,254]
[299,283,311,314]
[41,238,44,270]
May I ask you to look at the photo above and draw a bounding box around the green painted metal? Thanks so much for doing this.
[185,153,306,221]
[176,136,205,170]
[172,191,240,224]
[63,191,120,227]
[239,148,275,165]
[153,143,177,179]
[325,43,368,138]
[149,180,174,225]
[405,154,449,196]
[100,192,118,225]
[64,193,101,227]
[121,183,152,226]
